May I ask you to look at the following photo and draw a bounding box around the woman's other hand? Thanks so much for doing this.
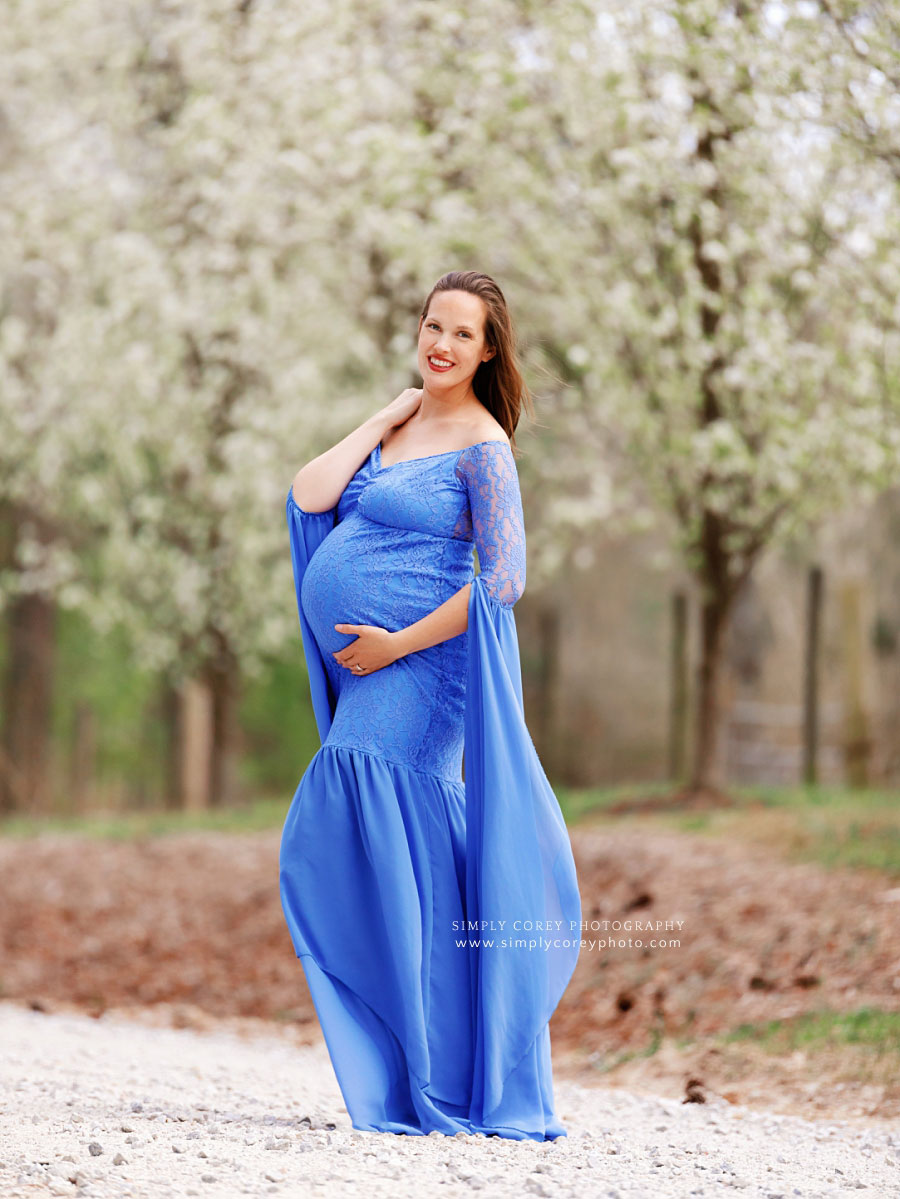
[380,388,423,429]
[290,391,421,513]
[332,624,402,674]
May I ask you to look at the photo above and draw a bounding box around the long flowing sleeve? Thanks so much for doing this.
[456,442,582,1129]
[286,486,338,743]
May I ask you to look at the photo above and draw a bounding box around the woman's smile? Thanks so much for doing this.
[427,355,455,372]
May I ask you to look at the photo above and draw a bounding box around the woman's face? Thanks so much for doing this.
[417,289,496,388]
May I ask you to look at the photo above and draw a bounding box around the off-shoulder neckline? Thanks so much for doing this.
[287,437,514,514]
[375,438,511,472]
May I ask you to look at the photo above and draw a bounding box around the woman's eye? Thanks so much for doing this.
[426,322,469,337]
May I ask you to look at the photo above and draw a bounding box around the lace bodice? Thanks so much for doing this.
[323,437,526,607]
[286,437,527,780]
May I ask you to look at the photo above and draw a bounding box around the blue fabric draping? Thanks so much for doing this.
[281,450,580,1140]
[463,573,581,1126]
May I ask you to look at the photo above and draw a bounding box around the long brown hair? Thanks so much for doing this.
[419,270,533,453]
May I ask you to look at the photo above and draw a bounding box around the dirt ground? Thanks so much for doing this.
[1,818,898,1127]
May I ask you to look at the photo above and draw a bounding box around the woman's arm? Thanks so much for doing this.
[292,388,422,512]
[333,582,470,672]
[390,582,471,657]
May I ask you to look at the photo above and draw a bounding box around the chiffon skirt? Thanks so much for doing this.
[280,742,563,1139]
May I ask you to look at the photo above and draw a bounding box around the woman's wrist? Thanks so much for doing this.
[389,585,471,662]
[389,627,413,660]
[365,410,396,438]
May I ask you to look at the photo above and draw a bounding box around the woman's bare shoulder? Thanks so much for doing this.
[468,414,510,449]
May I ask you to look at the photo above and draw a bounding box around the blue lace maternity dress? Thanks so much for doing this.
[279,438,581,1141]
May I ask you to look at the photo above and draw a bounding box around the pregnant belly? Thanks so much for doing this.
[301,516,455,657]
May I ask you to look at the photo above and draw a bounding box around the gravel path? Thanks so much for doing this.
[1,1002,897,1199]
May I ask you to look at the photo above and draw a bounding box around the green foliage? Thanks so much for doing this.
[554,780,678,824]
[4,605,320,816]
[579,782,900,878]
[0,795,289,841]
[52,608,167,810]
[724,1007,900,1055]
[238,655,322,794]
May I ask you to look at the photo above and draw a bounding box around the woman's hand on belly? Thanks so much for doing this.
[332,623,401,675]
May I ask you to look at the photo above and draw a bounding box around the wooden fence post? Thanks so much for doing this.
[803,565,823,785]
[669,590,688,783]
[840,579,871,788]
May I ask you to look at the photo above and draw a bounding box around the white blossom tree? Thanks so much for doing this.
[2,0,897,810]
[495,0,900,794]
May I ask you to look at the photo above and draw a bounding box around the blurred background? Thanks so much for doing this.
[1,0,898,1121]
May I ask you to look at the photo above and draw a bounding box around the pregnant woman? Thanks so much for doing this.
[279,270,581,1142]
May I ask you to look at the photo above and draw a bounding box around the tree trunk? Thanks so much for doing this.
[1,590,56,815]
[161,676,183,810]
[181,677,214,810]
[161,673,215,810]
[205,630,241,808]
[687,580,733,797]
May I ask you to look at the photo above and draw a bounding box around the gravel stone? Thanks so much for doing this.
[0,1002,896,1199]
